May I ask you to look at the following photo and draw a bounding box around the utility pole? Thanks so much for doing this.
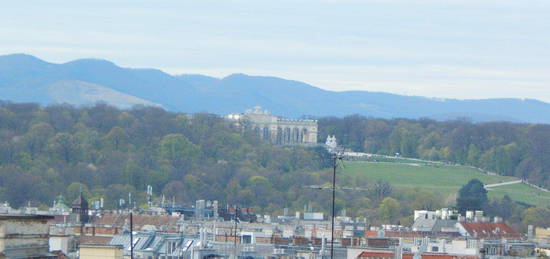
[305,148,351,259]
[331,153,337,259]
[233,206,238,259]
[330,148,345,259]
[130,211,134,259]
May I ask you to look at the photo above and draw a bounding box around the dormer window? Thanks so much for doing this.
[129,237,141,250]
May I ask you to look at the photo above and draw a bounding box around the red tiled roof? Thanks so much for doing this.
[459,222,520,239]
[365,230,378,237]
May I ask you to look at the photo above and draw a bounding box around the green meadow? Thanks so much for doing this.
[343,160,550,206]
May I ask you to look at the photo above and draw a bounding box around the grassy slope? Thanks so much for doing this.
[489,183,550,207]
[343,161,550,206]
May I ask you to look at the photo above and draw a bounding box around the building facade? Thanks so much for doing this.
[228,106,318,145]
[79,244,123,259]
[0,215,57,259]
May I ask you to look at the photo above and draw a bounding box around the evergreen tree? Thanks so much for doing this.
[456,179,488,213]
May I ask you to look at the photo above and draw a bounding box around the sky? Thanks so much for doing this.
[1,0,550,101]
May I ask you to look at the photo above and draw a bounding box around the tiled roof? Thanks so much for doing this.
[110,232,197,256]
[364,230,378,237]
[412,218,438,231]
[110,233,130,246]
[412,219,458,232]
[433,220,458,232]
[459,222,521,239]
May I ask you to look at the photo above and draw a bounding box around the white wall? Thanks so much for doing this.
[49,236,70,254]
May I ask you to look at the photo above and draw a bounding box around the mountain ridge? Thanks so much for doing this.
[1,53,549,123]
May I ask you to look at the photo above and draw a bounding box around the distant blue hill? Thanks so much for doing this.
[1,53,549,123]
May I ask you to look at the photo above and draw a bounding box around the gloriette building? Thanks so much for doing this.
[227,106,318,145]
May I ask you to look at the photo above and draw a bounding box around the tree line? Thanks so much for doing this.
[319,115,550,188]
[0,102,466,226]
[1,102,550,229]
[0,102,331,212]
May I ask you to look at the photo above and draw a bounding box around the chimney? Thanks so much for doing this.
[466,211,474,220]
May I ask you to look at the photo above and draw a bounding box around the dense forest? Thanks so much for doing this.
[319,115,550,189]
[1,102,549,229]
[0,102,333,213]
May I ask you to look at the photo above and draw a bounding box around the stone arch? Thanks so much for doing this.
[293,128,299,143]
[284,127,291,144]
[263,126,270,140]
[276,127,283,145]
[302,128,308,143]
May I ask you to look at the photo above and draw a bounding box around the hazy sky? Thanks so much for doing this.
[2,0,550,101]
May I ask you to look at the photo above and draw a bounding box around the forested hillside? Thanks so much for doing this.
[2,102,550,229]
[319,116,550,188]
[0,101,331,212]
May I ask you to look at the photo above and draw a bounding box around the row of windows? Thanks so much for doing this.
[254,127,310,144]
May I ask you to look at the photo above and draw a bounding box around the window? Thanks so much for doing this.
[168,241,177,253]
[242,235,252,244]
